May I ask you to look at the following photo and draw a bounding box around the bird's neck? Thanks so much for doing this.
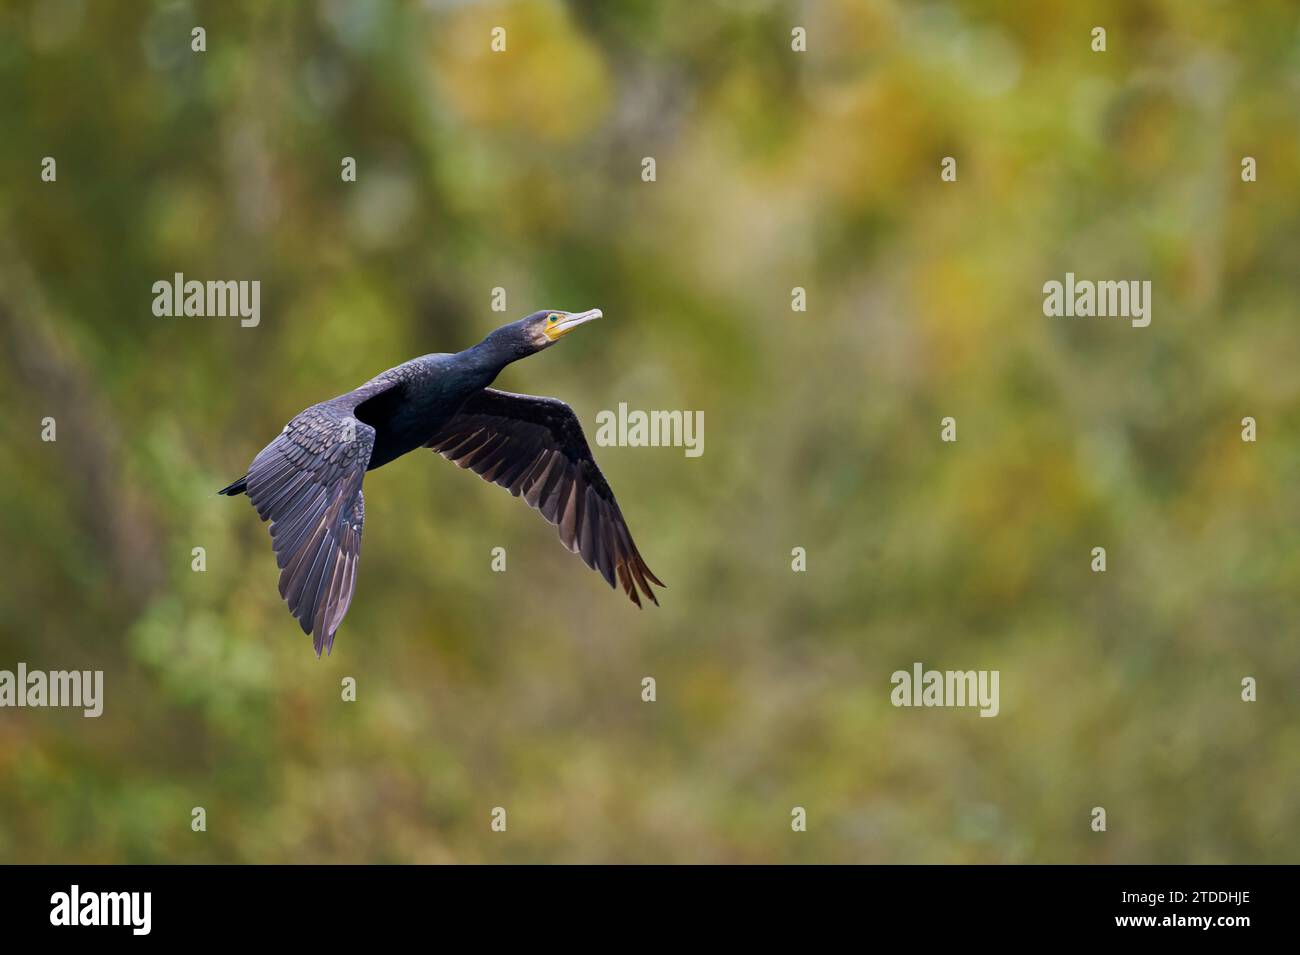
[457,332,531,384]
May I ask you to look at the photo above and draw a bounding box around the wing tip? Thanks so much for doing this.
[312,627,338,658]
[616,559,664,608]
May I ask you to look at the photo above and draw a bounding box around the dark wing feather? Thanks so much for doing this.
[244,399,374,655]
[427,388,664,606]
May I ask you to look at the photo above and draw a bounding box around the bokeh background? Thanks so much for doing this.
[1,0,1298,864]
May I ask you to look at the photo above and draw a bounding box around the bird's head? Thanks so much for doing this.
[476,308,602,366]
[522,308,602,349]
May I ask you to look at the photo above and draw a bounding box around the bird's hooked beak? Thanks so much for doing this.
[543,308,602,342]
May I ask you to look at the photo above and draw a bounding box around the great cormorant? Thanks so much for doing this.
[219,309,664,656]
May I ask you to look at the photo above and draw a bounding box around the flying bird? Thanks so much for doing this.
[219,309,664,656]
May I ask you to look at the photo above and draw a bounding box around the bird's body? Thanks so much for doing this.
[359,353,486,468]
[220,310,663,656]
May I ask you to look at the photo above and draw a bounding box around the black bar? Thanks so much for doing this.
[0,865,1282,940]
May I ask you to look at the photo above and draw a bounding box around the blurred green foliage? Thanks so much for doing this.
[1,0,1298,863]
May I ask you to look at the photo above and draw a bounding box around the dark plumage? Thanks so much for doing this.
[219,309,663,656]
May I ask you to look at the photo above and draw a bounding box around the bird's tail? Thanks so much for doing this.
[218,474,248,496]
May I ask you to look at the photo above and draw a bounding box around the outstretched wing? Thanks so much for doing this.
[427,388,664,606]
[244,399,374,655]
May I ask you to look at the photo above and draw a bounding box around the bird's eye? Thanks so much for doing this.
[547,314,559,324]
